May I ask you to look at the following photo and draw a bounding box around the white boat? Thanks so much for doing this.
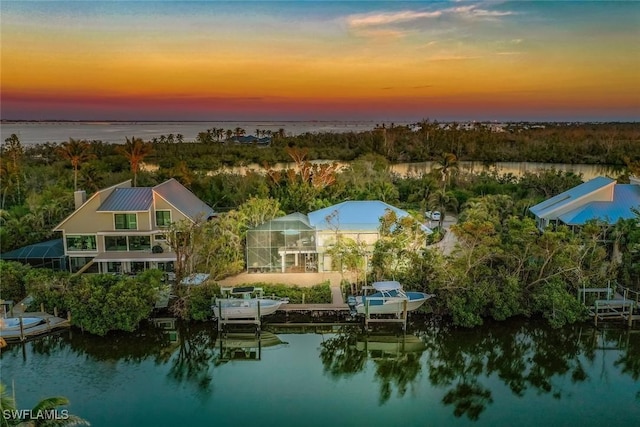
[212,286,288,319]
[0,317,44,331]
[355,281,433,315]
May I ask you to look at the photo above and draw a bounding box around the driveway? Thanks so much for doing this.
[429,215,458,256]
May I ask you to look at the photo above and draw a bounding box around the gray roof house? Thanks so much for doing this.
[53,179,214,274]
[529,176,640,230]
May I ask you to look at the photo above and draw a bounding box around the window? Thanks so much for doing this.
[106,262,122,273]
[154,234,166,241]
[69,257,98,273]
[66,235,96,251]
[105,236,128,251]
[156,210,171,227]
[115,213,137,230]
[105,236,151,251]
[128,236,151,251]
[131,262,148,273]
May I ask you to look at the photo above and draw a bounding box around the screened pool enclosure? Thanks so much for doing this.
[246,213,318,273]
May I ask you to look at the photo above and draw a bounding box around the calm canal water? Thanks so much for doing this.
[1,318,638,427]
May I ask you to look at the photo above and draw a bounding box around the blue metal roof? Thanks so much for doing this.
[529,176,614,217]
[97,187,153,211]
[558,184,640,225]
[308,201,421,232]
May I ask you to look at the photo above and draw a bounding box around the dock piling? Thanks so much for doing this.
[19,317,25,341]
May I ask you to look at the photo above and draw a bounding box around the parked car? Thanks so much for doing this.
[431,211,441,221]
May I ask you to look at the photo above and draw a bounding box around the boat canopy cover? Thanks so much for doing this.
[372,281,402,291]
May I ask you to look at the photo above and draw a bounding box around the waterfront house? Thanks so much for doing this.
[529,176,640,231]
[246,200,431,273]
[54,179,214,274]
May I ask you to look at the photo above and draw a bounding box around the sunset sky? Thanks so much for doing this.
[1,1,639,121]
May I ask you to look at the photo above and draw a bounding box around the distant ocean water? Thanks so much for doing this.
[0,121,402,145]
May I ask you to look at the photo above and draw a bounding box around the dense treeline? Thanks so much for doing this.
[277,122,640,165]
[1,125,639,330]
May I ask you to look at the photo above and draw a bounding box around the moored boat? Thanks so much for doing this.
[355,281,433,315]
[0,317,44,331]
[212,286,288,319]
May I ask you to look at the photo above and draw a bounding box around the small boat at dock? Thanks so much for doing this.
[354,281,433,315]
[0,317,44,331]
[212,286,288,319]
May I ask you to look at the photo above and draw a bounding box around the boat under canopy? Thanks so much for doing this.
[355,281,433,315]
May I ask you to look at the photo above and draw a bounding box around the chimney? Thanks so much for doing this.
[74,190,87,210]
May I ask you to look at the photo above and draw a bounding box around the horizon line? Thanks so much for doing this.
[3,119,639,124]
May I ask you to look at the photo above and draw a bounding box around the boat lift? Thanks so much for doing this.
[359,285,409,333]
[214,287,263,335]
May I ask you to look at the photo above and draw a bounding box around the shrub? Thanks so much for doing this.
[240,281,332,304]
[187,282,220,321]
[25,269,73,313]
[67,272,161,336]
[0,260,32,302]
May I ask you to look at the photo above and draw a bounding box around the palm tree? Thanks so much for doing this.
[29,396,90,426]
[215,128,224,142]
[233,127,245,141]
[116,136,154,187]
[1,134,25,206]
[0,383,89,427]
[433,152,459,192]
[56,139,94,191]
[428,189,459,227]
[79,164,105,192]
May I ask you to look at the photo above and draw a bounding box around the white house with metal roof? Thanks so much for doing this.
[54,179,214,274]
[246,200,431,273]
[529,176,640,231]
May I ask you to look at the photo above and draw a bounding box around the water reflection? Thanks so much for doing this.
[360,334,425,404]
[320,327,426,404]
[22,323,172,363]
[317,319,640,421]
[425,319,639,420]
[167,321,218,392]
[2,318,638,425]
[215,331,286,363]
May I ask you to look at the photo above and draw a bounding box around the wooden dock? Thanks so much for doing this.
[0,312,70,343]
[591,299,637,327]
[278,303,349,312]
[580,283,640,328]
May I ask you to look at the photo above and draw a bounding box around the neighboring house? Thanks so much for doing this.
[54,179,214,274]
[529,176,640,231]
[246,200,431,273]
[232,135,271,144]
